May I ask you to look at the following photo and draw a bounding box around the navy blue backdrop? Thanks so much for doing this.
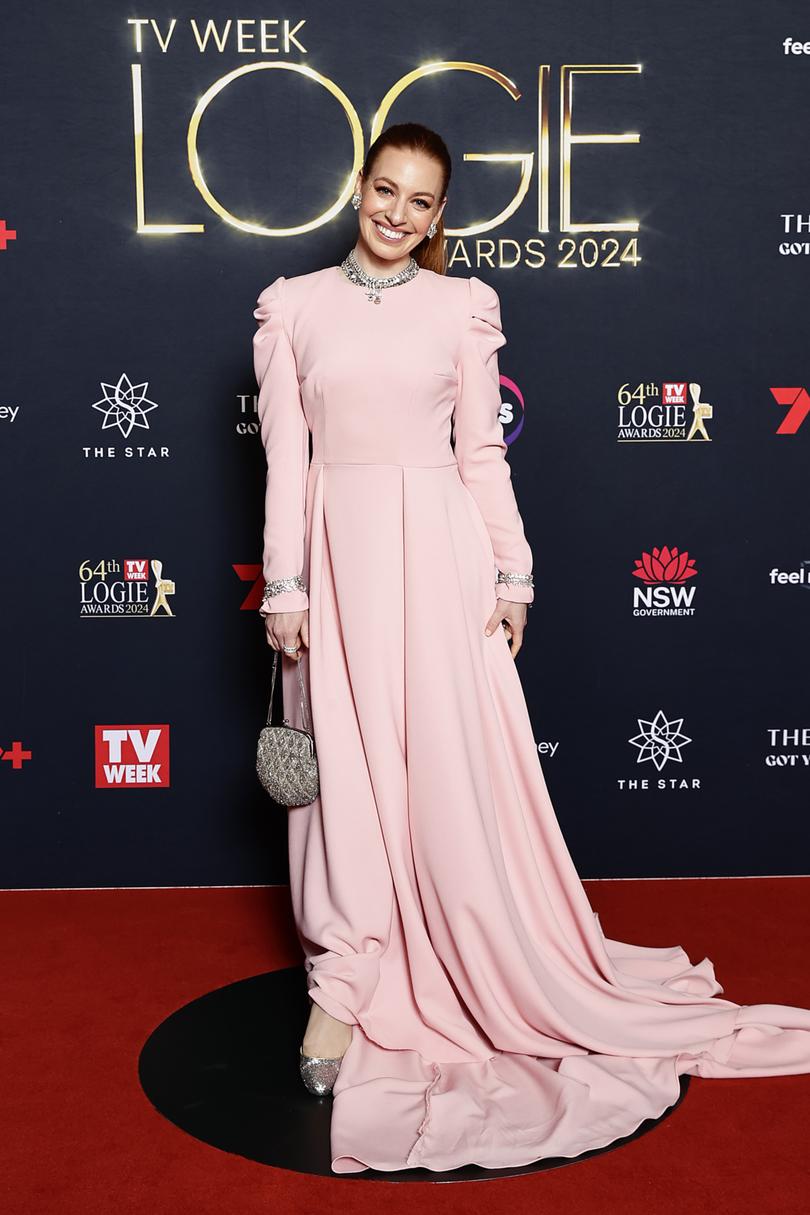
[1,0,808,888]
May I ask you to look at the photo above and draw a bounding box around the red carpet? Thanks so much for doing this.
[3,879,809,1214]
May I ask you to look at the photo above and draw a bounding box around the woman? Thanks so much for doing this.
[253,123,810,1174]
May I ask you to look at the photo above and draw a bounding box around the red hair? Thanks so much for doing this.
[360,123,452,275]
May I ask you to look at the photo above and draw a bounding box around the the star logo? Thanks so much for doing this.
[628,710,692,771]
[91,374,159,438]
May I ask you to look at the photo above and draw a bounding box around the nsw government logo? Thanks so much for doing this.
[617,382,714,442]
[632,545,698,616]
[94,725,170,788]
[79,557,176,616]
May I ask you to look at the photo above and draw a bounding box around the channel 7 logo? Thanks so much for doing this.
[770,387,810,434]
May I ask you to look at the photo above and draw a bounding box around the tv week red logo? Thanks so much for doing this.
[124,559,150,582]
[94,725,170,788]
[662,383,688,405]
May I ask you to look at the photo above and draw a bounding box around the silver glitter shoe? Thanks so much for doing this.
[299,1044,344,1096]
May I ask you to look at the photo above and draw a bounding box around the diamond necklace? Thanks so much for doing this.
[339,248,420,304]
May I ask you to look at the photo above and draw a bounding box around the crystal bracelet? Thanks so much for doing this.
[262,574,308,600]
[496,570,534,589]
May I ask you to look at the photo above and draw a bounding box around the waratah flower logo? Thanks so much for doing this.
[632,546,698,585]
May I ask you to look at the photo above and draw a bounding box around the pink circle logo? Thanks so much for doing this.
[499,374,526,445]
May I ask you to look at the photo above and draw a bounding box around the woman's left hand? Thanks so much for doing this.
[484,600,529,658]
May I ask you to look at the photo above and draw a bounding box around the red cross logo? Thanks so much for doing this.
[1,741,32,769]
[0,220,17,251]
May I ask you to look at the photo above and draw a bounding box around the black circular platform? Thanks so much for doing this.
[139,967,691,1181]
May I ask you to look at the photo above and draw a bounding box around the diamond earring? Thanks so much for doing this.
[351,192,361,210]
[427,220,437,238]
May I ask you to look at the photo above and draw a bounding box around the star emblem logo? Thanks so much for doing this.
[91,374,159,438]
[628,709,692,771]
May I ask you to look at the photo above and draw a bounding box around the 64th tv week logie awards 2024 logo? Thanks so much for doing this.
[79,558,176,616]
[616,381,713,442]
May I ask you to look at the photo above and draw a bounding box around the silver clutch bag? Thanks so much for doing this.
[256,649,319,807]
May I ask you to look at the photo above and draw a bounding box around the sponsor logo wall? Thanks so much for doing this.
[1,0,807,887]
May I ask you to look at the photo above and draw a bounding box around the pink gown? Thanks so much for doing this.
[253,265,810,1174]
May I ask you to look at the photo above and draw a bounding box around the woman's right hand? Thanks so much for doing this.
[264,610,309,657]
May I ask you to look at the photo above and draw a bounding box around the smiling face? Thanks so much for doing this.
[353,145,447,275]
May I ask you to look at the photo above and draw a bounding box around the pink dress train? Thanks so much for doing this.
[253,264,810,1173]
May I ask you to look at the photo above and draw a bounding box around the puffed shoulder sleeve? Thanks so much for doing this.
[253,275,310,615]
[453,275,534,604]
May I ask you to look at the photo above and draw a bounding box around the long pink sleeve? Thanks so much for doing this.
[252,275,310,615]
[453,276,534,604]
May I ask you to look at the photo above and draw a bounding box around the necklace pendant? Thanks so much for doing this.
[340,249,419,301]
